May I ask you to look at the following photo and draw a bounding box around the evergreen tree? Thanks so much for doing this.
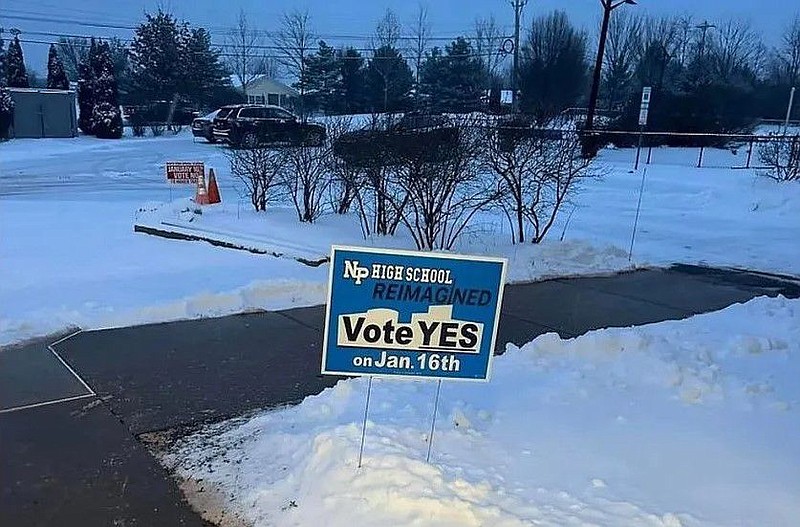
[57,37,130,102]
[7,36,29,88]
[46,44,70,90]
[130,10,230,111]
[129,10,188,106]
[77,59,94,134]
[77,39,96,134]
[183,27,230,108]
[92,40,123,138]
[303,40,342,114]
[337,47,367,114]
[365,45,413,112]
[420,37,486,112]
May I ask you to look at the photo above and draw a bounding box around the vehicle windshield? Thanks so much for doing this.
[215,108,233,119]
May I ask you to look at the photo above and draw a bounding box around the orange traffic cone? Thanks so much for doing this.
[195,170,210,205]
[207,168,221,204]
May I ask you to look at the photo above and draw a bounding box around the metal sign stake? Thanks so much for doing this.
[357,376,374,469]
[628,168,648,261]
[425,379,443,463]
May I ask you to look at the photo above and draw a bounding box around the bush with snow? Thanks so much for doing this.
[0,87,13,140]
[92,102,123,139]
[759,134,800,182]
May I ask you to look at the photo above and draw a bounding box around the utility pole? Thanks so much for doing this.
[511,0,527,113]
[585,0,636,131]
[695,20,716,57]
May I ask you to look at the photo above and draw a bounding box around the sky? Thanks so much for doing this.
[0,0,792,74]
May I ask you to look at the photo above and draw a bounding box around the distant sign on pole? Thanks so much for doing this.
[166,162,204,184]
[500,90,513,105]
[321,246,507,381]
[638,86,652,126]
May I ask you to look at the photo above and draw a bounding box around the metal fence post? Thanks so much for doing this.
[746,139,754,168]
[697,146,705,168]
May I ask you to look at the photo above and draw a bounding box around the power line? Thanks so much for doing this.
[0,12,501,43]
[19,37,506,62]
[0,13,137,31]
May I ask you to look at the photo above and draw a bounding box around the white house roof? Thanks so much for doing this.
[245,77,299,97]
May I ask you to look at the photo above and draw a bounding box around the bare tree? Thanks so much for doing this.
[520,11,589,120]
[487,127,600,244]
[774,15,800,85]
[708,19,762,80]
[670,14,695,68]
[635,15,683,90]
[226,147,287,211]
[275,9,314,119]
[226,9,270,97]
[759,135,800,182]
[473,15,506,80]
[603,11,643,110]
[375,9,402,49]
[409,4,430,86]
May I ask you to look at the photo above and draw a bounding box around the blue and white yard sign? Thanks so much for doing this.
[321,246,507,381]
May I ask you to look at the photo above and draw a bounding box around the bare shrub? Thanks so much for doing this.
[149,124,165,137]
[226,147,286,211]
[758,134,800,182]
[385,115,501,250]
[334,113,407,237]
[324,116,358,214]
[171,124,184,135]
[487,125,600,243]
[280,119,352,222]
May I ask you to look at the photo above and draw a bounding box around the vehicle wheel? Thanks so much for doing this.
[206,134,217,144]
[241,131,259,149]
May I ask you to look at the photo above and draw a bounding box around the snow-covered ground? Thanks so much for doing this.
[1,131,798,345]
[164,296,800,527]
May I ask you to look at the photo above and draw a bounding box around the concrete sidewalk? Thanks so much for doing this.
[2,265,797,526]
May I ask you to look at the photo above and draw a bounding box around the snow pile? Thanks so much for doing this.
[165,296,800,527]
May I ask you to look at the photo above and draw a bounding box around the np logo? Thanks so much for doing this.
[343,260,370,285]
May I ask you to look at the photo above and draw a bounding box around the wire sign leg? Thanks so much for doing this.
[426,379,443,463]
[357,376,374,469]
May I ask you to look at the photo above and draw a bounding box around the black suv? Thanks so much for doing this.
[212,105,326,148]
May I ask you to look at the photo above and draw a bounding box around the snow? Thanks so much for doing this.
[578,146,800,274]
[163,296,800,527]
[1,130,798,345]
